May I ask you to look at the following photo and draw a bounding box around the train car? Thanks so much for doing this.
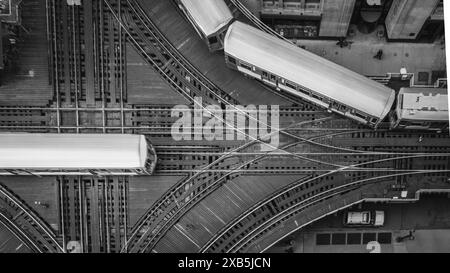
[176,0,234,51]
[0,134,157,176]
[223,21,396,128]
[390,87,449,132]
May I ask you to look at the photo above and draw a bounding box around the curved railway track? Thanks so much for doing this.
[102,1,408,253]
[0,213,39,252]
[0,183,64,253]
[124,119,450,252]
[122,118,368,251]
[114,0,319,114]
[105,0,324,145]
[1,0,448,254]
[122,117,332,252]
[150,139,449,252]
[223,170,450,253]
[109,0,239,106]
[200,157,450,252]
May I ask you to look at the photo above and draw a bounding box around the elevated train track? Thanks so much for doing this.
[140,135,450,252]
[220,171,450,253]
[115,0,240,106]
[54,0,450,254]
[133,0,301,106]
[58,177,129,253]
[122,118,450,252]
[0,214,34,253]
[0,183,63,253]
[0,106,327,134]
[0,0,448,253]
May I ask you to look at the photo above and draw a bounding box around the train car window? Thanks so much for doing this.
[286,81,296,89]
[228,56,236,65]
[270,74,277,81]
[312,94,322,100]
[353,112,366,119]
[240,62,252,71]
[299,88,310,95]
[262,71,268,78]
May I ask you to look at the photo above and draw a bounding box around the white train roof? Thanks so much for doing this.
[0,134,148,169]
[398,87,449,121]
[180,0,233,37]
[224,21,396,119]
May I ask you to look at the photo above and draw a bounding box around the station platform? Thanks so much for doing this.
[235,0,445,84]
[294,31,446,84]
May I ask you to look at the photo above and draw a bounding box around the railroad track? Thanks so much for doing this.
[146,123,450,252]
[221,171,450,253]
[0,213,39,253]
[58,176,130,253]
[122,116,348,252]
[0,183,64,253]
[0,106,326,134]
[122,116,447,252]
[200,155,450,252]
[106,0,319,144]
[1,0,448,254]
[47,0,130,134]
[113,0,322,128]
[151,150,449,252]
[109,0,239,106]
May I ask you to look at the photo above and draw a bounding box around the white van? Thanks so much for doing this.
[344,211,385,227]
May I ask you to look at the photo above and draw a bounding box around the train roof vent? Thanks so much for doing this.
[403,93,449,112]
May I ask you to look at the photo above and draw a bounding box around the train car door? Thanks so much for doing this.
[262,71,278,88]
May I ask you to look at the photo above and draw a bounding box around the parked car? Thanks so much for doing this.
[344,211,385,227]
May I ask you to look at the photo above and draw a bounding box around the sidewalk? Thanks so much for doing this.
[294,33,446,82]
[238,0,446,83]
[401,230,450,253]
[288,229,450,253]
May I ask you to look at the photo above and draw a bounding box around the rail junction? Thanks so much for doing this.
[0,0,448,253]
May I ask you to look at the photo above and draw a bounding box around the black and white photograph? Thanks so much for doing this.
[0,0,449,264]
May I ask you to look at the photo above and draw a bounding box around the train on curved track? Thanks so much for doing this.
[176,0,449,131]
[0,134,157,176]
